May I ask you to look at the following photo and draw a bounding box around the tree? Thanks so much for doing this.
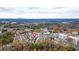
[0,32,14,50]
[65,43,76,51]
[12,40,24,51]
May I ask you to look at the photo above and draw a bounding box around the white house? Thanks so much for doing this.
[58,33,68,40]
[72,31,78,35]
[0,30,2,35]
[69,36,79,45]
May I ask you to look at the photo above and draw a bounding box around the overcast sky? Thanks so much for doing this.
[0,0,79,18]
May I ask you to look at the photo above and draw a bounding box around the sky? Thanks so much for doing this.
[0,0,79,18]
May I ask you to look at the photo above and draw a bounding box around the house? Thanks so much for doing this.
[58,33,68,40]
[51,33,68,40]
[41,28,50,34]
[71,31,78,35]
[68,36,79,46]
[0,30,2,35]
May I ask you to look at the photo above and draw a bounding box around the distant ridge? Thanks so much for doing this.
[0,18,79,23]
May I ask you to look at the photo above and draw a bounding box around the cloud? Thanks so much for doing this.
[28,7,40,10]
[0,7,15,13]
[0,0,79,7]
[0,7,79,18]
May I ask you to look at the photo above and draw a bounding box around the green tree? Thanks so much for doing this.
[65,43,76,51]
[0,32,14,50]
